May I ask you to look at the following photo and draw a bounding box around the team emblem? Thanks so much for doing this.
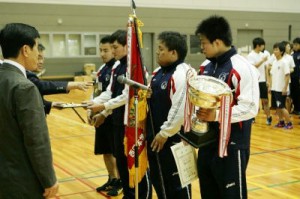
[218,72,228,81]
[105,74,110,81]
[161,81,168,89]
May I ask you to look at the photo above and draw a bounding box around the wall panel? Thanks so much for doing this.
[0,2,299,75]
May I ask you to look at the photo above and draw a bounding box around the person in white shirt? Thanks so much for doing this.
[247,37,272,125]
[269,42,293,129]
[281,41,296,113]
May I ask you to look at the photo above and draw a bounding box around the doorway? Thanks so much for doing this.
[236,29,262,57]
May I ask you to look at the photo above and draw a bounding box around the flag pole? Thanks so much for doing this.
[134,88,139,199]
[131,0,147,85]
[130,1,167,198]
[131,1,140,198]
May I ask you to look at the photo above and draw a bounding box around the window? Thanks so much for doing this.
[83,34,97,56]
[39,32,110,57]
[68,34,81,56]
[53,34,66,57]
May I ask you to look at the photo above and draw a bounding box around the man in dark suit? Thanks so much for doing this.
[27,44,93,114]
[0,23,59,198]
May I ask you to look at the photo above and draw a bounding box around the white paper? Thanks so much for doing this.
[171,142,198,188]
[53,103,88,108]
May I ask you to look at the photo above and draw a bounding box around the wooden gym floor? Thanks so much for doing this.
[45,84,300,199]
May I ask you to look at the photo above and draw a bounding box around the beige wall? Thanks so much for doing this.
[0,2,299,76]
[0,0,299,13]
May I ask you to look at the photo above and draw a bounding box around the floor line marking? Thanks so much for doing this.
[53,162,108,199]
[248,167,300,179]
[247,181,298,199]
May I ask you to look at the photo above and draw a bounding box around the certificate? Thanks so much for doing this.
[171,142,198,188]
[53,103,88,108]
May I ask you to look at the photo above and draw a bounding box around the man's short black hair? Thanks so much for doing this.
[273,42,285,56]
[0,23,39,58]
[252,37,265,48]
[293,37,300,45]
[100,35,111,44]
[110,30,127,46]
[158,31,187,62]
[195,15,232,47]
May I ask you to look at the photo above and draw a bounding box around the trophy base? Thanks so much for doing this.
[178,127,217,148]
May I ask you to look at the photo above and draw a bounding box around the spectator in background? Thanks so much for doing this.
[291,37,300,115]
[247,37,272,125]
[269,42,293,129]
[281,41,295,113]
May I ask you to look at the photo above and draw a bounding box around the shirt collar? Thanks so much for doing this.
[3,59,27,77]
[207,46,237,66]
[106,58,116,67]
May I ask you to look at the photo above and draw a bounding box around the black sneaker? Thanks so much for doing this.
[96,178,114,192]
[274,121,285,128]
[106,179,123,196]
[266,116,272,125]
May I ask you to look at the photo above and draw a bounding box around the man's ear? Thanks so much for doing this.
[171,49,178,57]
[21,45,30,58]
[214,39,222,47]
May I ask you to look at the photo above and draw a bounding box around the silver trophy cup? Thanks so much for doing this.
[179,75,232,148]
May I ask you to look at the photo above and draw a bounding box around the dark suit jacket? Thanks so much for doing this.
[0,63,56,198]
[26,71,68,114]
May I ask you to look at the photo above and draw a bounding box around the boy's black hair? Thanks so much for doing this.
[195,15,232,46]
[158,31,187,62]
[110,30,127,46]
[293,37,300,44]
[273,42,285,56]
[252,37,265,48]
[100,35,111,44]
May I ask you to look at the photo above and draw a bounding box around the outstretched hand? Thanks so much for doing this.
[67,81,93,91]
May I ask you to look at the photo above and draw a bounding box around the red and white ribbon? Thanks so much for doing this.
[184,69,196,133]
[218,94,232,158]
[184,82,193,133]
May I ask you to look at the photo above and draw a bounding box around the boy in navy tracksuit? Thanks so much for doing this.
[195,16,260,198]
[147,31,193,199]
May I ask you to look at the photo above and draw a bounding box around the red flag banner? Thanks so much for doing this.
[124,15,148,188]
